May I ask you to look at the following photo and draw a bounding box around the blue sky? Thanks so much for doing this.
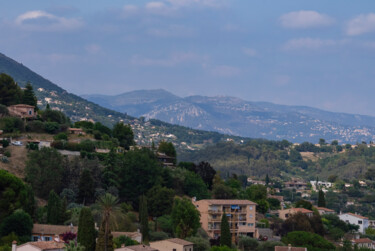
[1,0,375,116]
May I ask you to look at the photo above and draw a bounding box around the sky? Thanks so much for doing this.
[1,0,375,116]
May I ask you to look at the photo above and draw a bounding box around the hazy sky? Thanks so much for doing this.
[1,0,375,116]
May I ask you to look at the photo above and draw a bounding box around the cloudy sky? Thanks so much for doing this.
[1,0,375,116]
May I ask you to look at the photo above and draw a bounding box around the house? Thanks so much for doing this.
[150,238,194,251]
[192,199,257,242]
[115,245,158,251]
[15,241,65,251]
[310,181,332,191]
[351,238,375,249]
[67,128,85,135]
[8,104,36,119]
[316,207,335,216]
[247,178,266,186]
[278,208,313,220]
[157,152,175,167]
[274,245,307,251]
[31,224,77,241]
[339,213,369,234]
[112,231,142,243]
[284,180,308,190]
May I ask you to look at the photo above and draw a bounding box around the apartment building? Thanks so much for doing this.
[192,199,257,242]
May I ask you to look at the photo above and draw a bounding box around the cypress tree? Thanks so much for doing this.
[139,195,149,244]
[265,174,270,186]
[47,190,61,224]
[60,196,68,224]
[220,213,231,247]
[78,207,96,251]
[22,83,38,109]
[78,169,95,204]
[318,190,326,207]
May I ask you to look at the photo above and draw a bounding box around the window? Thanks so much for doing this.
[249,206,253,210]
[358,220,362,224]
[43,236,51,241]
[249,214,253,218]
[32,236,39,242]
[173,249,176,251]
[28,110,32,115]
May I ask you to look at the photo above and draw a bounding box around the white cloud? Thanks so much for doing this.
[15,10,82,31]
[280,10,334,29]
[243,48,257,57]
[283,38,336,50]
[131,52,207,67]
[346,13,375,36]
[209,65,240,77]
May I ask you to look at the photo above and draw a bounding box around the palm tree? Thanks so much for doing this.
[96,193,123,251]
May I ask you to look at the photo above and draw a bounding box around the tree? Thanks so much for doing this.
[158,141,176,158]
[171,197,200,238]
[212,184,236,199]
[47,190,62,224]
[22,83,38,108]
[281,231,335,251]
[78,169,95,205]
[139,195,149,244]
[25,147,65,199]
[220,213,231,247]
[319,138,326,146]
[112,122,134,150]
[183,171,209,200]
[96,193,122,251]
[295,200,313,210]
[318,190,326,207]
[78,207,96,251]
[65,241,86,251]
[147,186,175,217]
[0,73,22,106]
[96,221,114,251]
[0,104,9,117]
[0,170,34,221]
[238,237,258,251]
[196,161,216,189]
[265,174,270,186]
[245,184,267,201]
[0,209,33,240]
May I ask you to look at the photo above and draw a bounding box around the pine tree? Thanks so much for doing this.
[220,213,231,247]
[22,83,38,109]
[318,190,326,207]
[78,207,96,251]
[78,169,95,204]
[95,221,113,251]
[139,195,149,244]
[47,190,62,224]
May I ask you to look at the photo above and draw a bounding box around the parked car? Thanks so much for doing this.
[12,141,23,146]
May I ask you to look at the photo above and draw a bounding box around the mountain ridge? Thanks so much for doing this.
[83,89,375,143]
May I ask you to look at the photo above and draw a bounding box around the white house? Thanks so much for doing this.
[310,181,332,191]
[339,213,369,234]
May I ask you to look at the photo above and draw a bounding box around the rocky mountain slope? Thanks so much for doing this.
[0,52,246,150]
[83,90,375,144]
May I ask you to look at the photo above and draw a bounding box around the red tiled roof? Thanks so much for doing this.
[19,241,65,250]
[292,208,313,213]
[32,224,77,235]
[316,207,334,212]
[196,199,257,205]
[165,238,193,246]
[353,238,373,244]
[275,246,307,251]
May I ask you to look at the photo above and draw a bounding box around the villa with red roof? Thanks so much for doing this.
[278,208,313,220]
[351,238,374,249]
[316,207,335,216]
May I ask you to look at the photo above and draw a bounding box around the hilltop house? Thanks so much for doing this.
[351,238,375,249]
[339,213,369,234]
[316,207,335,216]
[150,238,194,251]
[31,224,77,241]
[8,104,36,119]
[192,199,257,242]
[278,208,313,220]
[67,128,85,135]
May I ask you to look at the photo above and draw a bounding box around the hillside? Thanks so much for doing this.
[0,53,247,150]
[83,89,375,144]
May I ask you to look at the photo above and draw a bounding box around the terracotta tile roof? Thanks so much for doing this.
[19,241,65,250]
[165,238,193,246]
[115,245,158,251]
[196,199,257,205]
[352,238,373,244]
[342,212,368,220]
[32,224,77,235]
[292,208,313,214]
[275,246,306,251]
[316,207,334,212]
[9,104,35,108]
[112,231,142,239]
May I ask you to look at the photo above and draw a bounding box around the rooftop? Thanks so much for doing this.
[18,241,65,250]
[153,238,193,246]
[316,207,335,212]
[32,224,77,235]
[341,212,368,220]
[275,246,307,251]
[352,238,373,244]
[195,199,257,205]
[115,245,158,251]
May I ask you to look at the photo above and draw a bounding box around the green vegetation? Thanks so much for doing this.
[77,207,96,251]
[171,197,200,239]
[220,213,231,247]
[281,231,335,251]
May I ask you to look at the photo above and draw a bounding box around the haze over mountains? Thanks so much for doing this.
[83,90,375,143]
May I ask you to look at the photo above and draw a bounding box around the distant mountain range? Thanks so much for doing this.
[83,90,375,143]
[0,53,246,151]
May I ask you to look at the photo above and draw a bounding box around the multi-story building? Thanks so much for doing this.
[339,213,369,234]
[192,199,257,242]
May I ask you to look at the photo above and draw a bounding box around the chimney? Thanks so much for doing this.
[288,244,291,251]
[12,241,17,251]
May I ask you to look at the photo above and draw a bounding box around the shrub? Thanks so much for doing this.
[26,143,38,151]
[54,133,68,141]
[26,120,45,133]
[44,122,60,134]
[0,117,24,133]
[4,151,10,157]
[149,231,169,241]
[1,140,9,148]
[1,156,9,163]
